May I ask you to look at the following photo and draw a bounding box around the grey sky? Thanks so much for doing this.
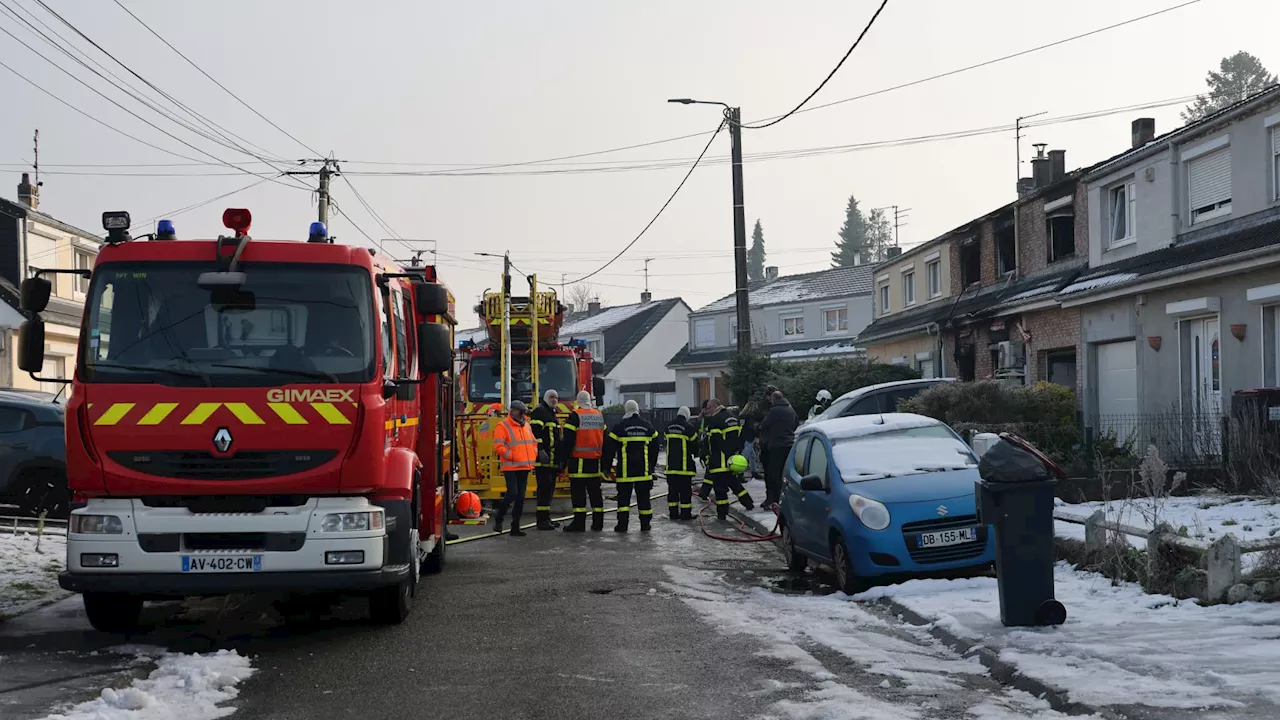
[0,0,1270,315]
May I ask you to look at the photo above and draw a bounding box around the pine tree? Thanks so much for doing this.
[1183,51,1278,122]
[832,195,872,267]
[748,220,766,282]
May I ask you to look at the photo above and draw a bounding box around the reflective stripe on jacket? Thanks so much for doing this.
[602,414,661,482]
[494,416,537,471]
[664,419,697,476]
[528,401,562,468]
[701,409,741,473]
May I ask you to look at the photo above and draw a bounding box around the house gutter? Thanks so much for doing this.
[1059,245,1280,308]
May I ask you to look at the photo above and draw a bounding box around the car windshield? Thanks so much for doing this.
[468,354,577,403]
[80,262,375,387]
[831,425,976,482]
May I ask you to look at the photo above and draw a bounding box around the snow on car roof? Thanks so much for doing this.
[809,413,942,441]
[832,378,953,403]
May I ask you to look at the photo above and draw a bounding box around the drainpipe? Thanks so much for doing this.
[1168,139,1179,241]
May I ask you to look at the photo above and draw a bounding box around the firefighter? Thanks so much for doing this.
[809,389,833,420]
[601,400,661,533]
[663,406,698,521]
[559,390,607,532]
[492,400,538,537]
[529,388,563,531]
[698,399,756,518]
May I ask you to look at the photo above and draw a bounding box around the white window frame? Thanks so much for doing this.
[878,283,890,315]
[902,270,916,306]
[586,339,603,362]
[822,306,848,335]
[1187,146,1233,225]
[926,260,941,298]
[1108,181,1136,249]
[780,312,805,338]
[694,318,716,348]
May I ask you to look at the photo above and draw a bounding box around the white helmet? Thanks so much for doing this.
[816,389,832,402]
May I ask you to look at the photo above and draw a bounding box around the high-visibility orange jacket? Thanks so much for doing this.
[494,416,537,472]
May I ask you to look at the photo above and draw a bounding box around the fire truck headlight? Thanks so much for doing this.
[319,511,384,533]
[71,515,124,534]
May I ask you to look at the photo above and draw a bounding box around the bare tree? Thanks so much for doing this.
[565,283,603,314]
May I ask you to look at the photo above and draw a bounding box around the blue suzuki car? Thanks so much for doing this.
[779,413,995,594]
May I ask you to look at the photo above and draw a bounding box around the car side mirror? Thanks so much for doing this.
[418,322,453,374]
[19,277,52,313]
[17,318,45,373]
[799,475,825,492]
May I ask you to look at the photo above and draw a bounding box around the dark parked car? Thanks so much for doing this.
[0,388,67,517]
[804,379,954,426]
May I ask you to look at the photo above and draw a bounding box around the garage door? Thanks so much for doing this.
[1096,340,1138,442]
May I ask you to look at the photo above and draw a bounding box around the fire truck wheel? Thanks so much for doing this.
[83,592,143,633]
[423,525,445,575]
[370,532,415,625]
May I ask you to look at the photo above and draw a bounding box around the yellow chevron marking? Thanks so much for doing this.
[269,403,308,425]
[137,403,178,425]
[181,402,221,425]
[94,403,134,426]
[311,402,351,425]
[224,402,265,425]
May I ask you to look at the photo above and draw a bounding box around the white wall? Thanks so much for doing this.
[608,301,690,384]
[687,295,873,350]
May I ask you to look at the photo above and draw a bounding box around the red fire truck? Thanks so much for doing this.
[17,209,456,630]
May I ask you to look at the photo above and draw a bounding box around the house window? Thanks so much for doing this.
[823,307,848,334]
[902,271,915,305]
[729,316,760,342]
[1048,213,1075,262]
[1273,128,1280,202]
[74,250,93,294]
[926,260,941,298]
[996,226,1016,275]
[1108,181,1136,247]
[587,339,603,361]
[781,314,804,337]
[1188,148,1232,224]
[39,357,65,394]
[878,284,890,315]
[694,319,715,348]
[960,240,981,285]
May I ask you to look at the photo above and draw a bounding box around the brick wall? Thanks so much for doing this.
[1021,307,1081,393]
[1016,180,1088,276]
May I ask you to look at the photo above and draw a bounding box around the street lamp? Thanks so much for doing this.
[668,98,750,356]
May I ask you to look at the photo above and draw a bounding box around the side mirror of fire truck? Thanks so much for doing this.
[415,282,450,317]
[591,360,604,376]
[17,316,45,373]
[592,376,605,407]
[418,322,453,375]
[19,277,51,313]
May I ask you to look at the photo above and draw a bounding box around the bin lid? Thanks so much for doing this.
[978,435,1057,483]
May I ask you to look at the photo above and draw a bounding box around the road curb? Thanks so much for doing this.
[725,504,1118,720]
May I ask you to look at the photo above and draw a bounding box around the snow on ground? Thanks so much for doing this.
[857,561,1280,713]
[0,530,68,619]
[1054,494,1280,570]
[662,562,1096,719]
[35,649,254,720]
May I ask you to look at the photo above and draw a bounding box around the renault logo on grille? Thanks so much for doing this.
[213,427,233,453]
[936,505,949,517]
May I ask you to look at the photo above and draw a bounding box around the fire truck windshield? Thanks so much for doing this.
[468,354,577,403]
[79,262,376,387]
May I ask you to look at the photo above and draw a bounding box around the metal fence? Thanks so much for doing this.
[602,408,681,429]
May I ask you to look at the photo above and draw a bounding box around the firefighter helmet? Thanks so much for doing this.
[456,491,482,518]
[728,454,749,474]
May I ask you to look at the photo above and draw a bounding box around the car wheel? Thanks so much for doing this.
[782,522,807,573]
[832,536,869,596]
[83,592,143,633]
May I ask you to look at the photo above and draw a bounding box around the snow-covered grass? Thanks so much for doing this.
[0,530,68,619]
[36,649,254,720]
[857,562,1280,712]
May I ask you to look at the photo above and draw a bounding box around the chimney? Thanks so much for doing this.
[17,172,37,209]
[1131,117,1156,149]
[1017,177,1036,197]
[640,291,652,304]
[1048,149,1065,183]
[587,300,601,316]
[885,246,902,258]
[765,266,778,281]
[565,303,575,315]
[1031,144,1051,189]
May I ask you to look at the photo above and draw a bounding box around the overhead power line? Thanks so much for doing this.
[740,0,889,131]
[109,0,323,159]
[563,120,726,285]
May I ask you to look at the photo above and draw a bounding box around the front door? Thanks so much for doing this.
[1188,317,1222,452]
